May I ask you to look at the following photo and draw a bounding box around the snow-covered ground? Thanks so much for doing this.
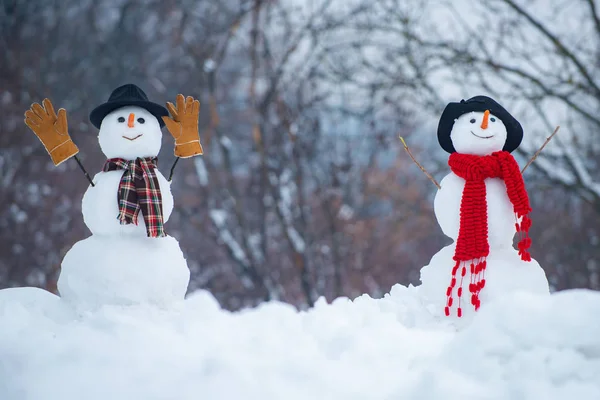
[0,283,598,400]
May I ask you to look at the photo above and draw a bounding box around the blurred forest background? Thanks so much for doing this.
[1,0,599,310]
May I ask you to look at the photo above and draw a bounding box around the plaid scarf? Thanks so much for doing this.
[103,157,166,238]
[444,151,532,317]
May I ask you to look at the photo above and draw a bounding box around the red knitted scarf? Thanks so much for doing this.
[445,151,532,317]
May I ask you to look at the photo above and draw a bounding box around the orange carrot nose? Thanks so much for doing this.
[127,113,135,128]
[481,110,490,130]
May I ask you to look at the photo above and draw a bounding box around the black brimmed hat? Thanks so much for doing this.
[89,84,168,129]
[437,95,523,153]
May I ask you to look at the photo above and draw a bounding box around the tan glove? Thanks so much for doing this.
[24,99,79,166]
[162,94,204,158]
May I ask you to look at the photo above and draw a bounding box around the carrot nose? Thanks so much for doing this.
[481,110,490,130]
[127,113,135,128]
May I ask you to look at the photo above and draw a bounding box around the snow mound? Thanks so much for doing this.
[1,284,599,400]
[406,289,600,399]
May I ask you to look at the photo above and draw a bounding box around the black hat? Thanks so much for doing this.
[89,84,168,129]
[437,95,523,153]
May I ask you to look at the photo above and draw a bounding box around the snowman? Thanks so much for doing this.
[418,96,549,321]
[83,84,177,238]
[22,84,204,309]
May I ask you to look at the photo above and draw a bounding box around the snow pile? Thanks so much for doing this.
[410,290,600,400]
[0,283,599,400]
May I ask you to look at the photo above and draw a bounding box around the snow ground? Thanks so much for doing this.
[0,284,598,400]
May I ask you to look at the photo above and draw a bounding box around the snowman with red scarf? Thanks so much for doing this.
[418,96,549,321]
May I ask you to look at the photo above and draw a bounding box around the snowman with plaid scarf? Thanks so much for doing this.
[24,84,202,309]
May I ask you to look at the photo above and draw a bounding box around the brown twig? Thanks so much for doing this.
[521,125,560,174]
[74,155,95,187]
[399,136,441,189]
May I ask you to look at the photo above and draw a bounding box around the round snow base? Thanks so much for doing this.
[58,235,190,309]
[418,244,550,323]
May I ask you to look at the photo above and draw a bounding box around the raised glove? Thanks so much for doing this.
[24,99,79,166]
[162,94,204,158]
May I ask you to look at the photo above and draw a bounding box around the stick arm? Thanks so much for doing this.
[399,136,441,190]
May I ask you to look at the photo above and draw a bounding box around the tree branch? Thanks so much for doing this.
[399,136,441,189]
[500,0,600,97]
[584,0,600,37]
[521,126,560,173]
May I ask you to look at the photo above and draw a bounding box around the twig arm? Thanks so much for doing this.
[521,126,560,174]
[399,136,441,190]
[74,155,94,187]
[168,157,181,182]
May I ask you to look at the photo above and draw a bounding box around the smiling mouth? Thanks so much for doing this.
[470,131,494,139]
[122,134,143,141]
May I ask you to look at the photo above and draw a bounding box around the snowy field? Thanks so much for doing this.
[1,283,599,400]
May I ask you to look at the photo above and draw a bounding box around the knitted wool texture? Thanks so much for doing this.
[445,151,532,317]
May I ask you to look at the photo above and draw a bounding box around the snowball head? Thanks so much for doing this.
[98,106,163,160]
[450,111,507,156]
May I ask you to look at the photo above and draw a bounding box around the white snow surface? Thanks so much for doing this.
[1,283,599,399]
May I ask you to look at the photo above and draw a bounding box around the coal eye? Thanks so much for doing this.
[117,117,125,123]
[137,118,145,124]
[490,117,496,122]
[470,118,476,123]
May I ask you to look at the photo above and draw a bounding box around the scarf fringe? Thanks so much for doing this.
[445,258,487,317]
[119,215,138,225]
[516,214,532,261]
